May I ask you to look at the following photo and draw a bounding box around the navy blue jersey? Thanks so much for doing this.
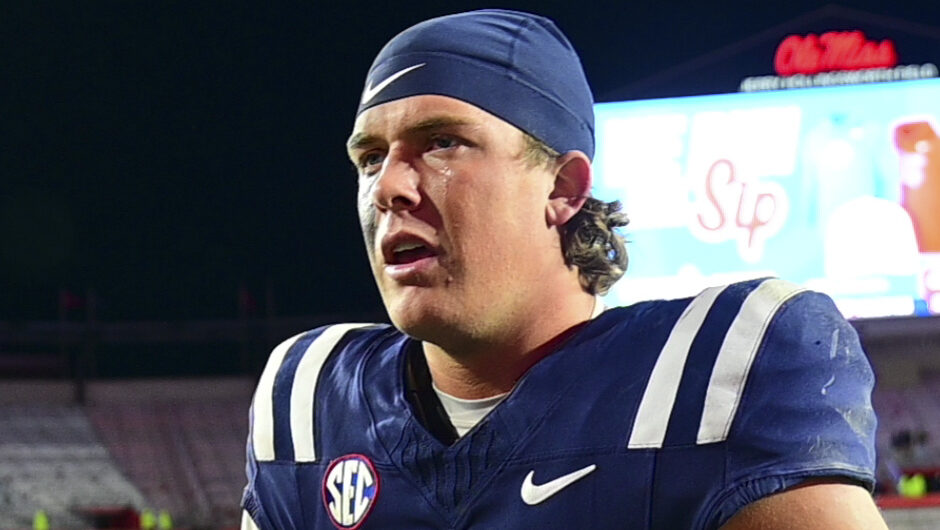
[241,278,876,529]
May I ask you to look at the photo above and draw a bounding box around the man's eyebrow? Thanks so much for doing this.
[346,132,377,152]
[408,116,474,133]
[346,116,476,151]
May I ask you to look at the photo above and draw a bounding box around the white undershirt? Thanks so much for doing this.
[431,296,608,437]
[432,384,507,437]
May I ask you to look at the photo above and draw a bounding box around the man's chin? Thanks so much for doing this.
[387,305,452,343]
[388,312,437,340]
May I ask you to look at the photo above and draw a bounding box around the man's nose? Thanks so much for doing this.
[372,149,421,212]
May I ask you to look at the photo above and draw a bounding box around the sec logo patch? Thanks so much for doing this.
[322,454,380,529]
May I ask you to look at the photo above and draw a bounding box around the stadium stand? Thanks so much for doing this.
[0,377,251,529]
[85,378,253,528]
[872,374,940,529]
[882,505,940,530]
[87,401,247,527]
[875,383,940,471]
[0,404,146,529]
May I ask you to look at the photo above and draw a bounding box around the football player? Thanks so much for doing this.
[242,9,886,529]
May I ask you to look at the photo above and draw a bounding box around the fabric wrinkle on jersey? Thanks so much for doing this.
[241,277,877,529]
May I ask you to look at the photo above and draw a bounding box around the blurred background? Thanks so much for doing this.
[3,0,940,528]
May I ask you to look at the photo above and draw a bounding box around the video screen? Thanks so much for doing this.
[594,78,940,319]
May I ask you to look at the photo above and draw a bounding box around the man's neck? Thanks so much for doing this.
[422,290,599,399]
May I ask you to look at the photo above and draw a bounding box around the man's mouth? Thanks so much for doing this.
[389,242,437,265]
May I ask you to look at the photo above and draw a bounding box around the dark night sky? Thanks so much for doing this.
[4,1,939,321]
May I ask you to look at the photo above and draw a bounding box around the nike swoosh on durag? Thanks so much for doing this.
[360,63,426,106]
[520,464,597,506]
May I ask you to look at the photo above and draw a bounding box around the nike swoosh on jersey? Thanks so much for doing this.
[360,63,426,106]
[520,464,597,505]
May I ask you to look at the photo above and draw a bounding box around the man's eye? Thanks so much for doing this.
[429,136,458,151]
[359,152,385,174]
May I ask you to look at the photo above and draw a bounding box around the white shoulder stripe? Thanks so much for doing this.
[291,323,372,462]
[251,331,305,462]
[241,510,260,530]
[697,279,805,444]
[628,285,725,449]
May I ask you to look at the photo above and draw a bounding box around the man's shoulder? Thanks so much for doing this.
[608,277,836,339]
[578,278,875,527]
[258,322,401,386]
[593,277,814,353]
[627,276,809,309]
[269,322,398,359]
[272,322,399,351]
[580,277,865,446]
[247,322,402,464]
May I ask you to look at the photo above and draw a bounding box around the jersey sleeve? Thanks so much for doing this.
[240,324,382,529]
[240,331,308,530]
[241,436,269,530]
[703,286,877,528]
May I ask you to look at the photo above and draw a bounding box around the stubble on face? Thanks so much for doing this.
[349,96,561,353]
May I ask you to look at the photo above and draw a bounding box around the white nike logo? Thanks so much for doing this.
[520,464,597,505]
[360,63,426,106]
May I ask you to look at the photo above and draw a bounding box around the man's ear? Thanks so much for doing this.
[546,150,592,227]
